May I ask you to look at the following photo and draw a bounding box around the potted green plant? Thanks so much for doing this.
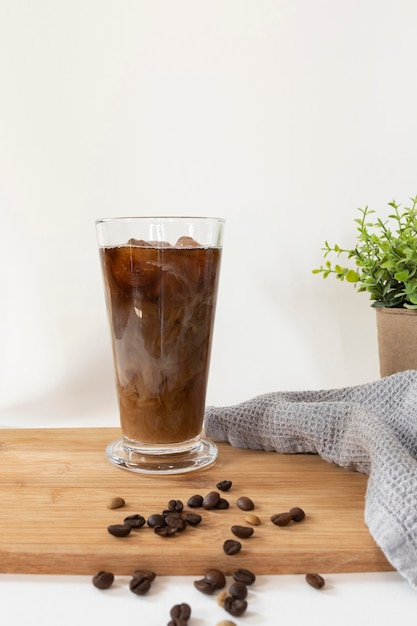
[313,195,417,377]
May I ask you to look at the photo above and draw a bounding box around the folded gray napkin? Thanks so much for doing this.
[204,370,417,588]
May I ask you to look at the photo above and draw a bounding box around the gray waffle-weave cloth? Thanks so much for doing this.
[204,369,417,588]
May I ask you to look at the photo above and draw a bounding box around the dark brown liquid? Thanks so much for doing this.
[100,241,221,444]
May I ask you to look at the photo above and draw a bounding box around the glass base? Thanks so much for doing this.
[105,436,218,475]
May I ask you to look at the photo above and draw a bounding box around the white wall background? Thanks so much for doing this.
[1,0,416,427]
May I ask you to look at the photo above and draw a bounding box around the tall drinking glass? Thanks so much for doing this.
[95,217,224,474]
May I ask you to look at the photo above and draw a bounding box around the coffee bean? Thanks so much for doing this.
[217,590,231,607]
[107,496,125,510]
[168,499,184,513]
[170,602,191,620]
[187,494,203,508]
[204,568,226,589]
[194,578,216,594]
[231,525,254,539]
[167,621,188,626]
[129,576,152,595]
[245,514,261,525]
[194,568,226,594]
[132,569,156,582]
[203,491,221,509]
[290,506,306,522]
[271,512,293,526]
[165,513,186,531]
[232,568,256,585]
[216,480,232,491]
[183,512,202,526]
[236,496,254,511]
[92,570,114,589]
[154,525,177,537]
[229,581,248,600]
[215,497,230,509]
[147,513,166,527]
[223,539,242,555]
[123,514,146,529]
[107,524,131,537]
[129,569,156,595]
[224,596,248,617]
[305,573,325,589]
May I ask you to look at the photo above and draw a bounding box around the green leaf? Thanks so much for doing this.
[345,269,359,283]
[380,260,394,270]
[394,270,409,282]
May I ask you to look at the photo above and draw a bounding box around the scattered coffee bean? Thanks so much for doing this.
[290,506,306,522]
[204,568,226,589]
[165,513,186,531]
[147,513,166,528]
[129,577,152,595]
[194,578,216,595]
[129,570,156,595]
[232,568,256,585]
[215,497,230,509]
[224,596,248,617]
[183,512,202,526]
[217,590,231,607]
[194,568,226,594]
[168,499,184,513]
[228,581,248,600]
[107,496,125,510]
[223,539,242,555]
[236,496,254,511]
[231,525,254,539]
[203,491,221,510]
[245,514,261,525]
[167,621,188,626]
[187,494,203,508]
[216,480,232,491]
[155,525,178,537]
[170,602,191,620]
[271,512,293,526]
[92,570,114,589]
[132,569,156,582]
[107,524,131,537]
[123,514,146,529]
[305,572,325,589]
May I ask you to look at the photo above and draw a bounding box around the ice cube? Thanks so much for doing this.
[175,236,201,247]
[128,238,152,247]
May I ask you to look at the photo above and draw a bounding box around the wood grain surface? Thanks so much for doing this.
[0,428,392,576]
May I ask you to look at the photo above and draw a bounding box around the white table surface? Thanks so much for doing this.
[1,414,416,625]
[0,571,414,625]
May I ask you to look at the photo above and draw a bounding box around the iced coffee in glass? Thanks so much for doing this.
[95,217,224,474]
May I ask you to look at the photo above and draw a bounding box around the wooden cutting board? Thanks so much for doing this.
[0,427,392,576]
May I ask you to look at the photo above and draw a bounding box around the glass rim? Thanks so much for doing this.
[95,216,225,225]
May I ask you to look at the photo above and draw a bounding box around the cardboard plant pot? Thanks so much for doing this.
[375,307,417,377]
